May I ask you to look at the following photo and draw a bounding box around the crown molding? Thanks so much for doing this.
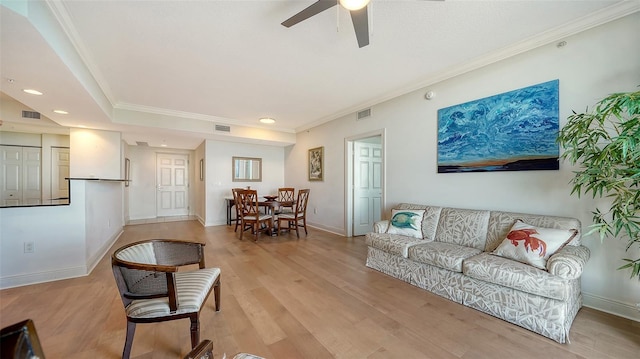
[297,1,640,133]
[44,0,116,107]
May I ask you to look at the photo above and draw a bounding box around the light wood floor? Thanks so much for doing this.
[1,221,639,358]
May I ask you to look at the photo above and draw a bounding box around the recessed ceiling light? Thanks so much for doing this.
[160,144,167,147]
[53,110,68,115]
[259,117,276,124]
[23,89,43,95]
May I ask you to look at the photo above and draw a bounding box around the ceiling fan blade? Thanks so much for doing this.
[350,6,369,48]
[281,0,337,28]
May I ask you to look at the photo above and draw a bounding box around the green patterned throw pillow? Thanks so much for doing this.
[386,209,425,239]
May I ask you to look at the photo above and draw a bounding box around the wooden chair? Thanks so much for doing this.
[237,189,273,241]
[184,339,213,359]
[232,188,252,233]
[112,239,221,359]
[277,189,310,238]
[277,187,295,213]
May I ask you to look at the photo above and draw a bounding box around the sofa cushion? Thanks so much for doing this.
[492,220,578,270]
[434,208,490,250]
[463,252,570,300]
[408,242,482,272]
[387,209,425,238]
[365,233,424,258]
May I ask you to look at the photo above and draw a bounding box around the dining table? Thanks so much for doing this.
[225,195,294,226]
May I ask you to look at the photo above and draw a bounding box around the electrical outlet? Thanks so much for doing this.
[636,302,640,312]
[24,242,34,253]
[314,208,318,214]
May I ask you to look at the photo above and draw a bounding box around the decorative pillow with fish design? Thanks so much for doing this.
[492,219,578,270]
[386,209,425,239]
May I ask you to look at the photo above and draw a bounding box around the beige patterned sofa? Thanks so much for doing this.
[365,203,590,343]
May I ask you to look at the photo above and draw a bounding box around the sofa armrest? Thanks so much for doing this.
[373,220,389,233]
[546,245,590,280]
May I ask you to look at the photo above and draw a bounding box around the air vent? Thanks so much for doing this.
[22,110,41,119]
[357,108,371,120]
[135,141,149,146]
[215,124,231,133]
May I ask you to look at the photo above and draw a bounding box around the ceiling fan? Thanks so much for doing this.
[281,0,372,48]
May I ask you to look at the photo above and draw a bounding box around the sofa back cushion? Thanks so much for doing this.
[395,203,442,241]
[486,211,581,252]
[434,208,490,250]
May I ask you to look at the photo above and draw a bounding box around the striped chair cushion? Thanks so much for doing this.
[116,242,157,265]
[243,215,272,221]
[126,268,220,318]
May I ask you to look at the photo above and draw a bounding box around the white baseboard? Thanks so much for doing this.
[0,230,124,290]
[0,266,88,290]
[307,223,345,237]
[583,292,640,322]
[86,229,123,273]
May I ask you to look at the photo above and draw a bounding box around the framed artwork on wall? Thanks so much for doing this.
[308,146,324,181]
[437,79,560,173]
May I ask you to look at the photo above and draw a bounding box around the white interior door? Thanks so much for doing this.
[0,146,41,206]
[353,141,383,236]
[1,146,22,206]
[156,153,189,217]
[51,147,70,204]
[22,147,42,205]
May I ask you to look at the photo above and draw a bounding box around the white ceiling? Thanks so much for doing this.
[1,0,637,149]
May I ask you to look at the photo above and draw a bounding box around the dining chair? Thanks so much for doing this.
[112,239,221,359]
[277,189,310,238]
[232,188,252,233]
[277,187,295,213]
[237,189,274,241]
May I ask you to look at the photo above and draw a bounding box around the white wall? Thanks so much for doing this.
[70,128,121,178]
[204,140,285,226]
[0,129,124,289]
[125,139,285,226]
[285,13,640,321]
[126,145,195,221]
[0,182,85,288]
[84,181,124,268]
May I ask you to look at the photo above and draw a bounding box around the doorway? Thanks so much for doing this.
[156,153,189,217]
[51,147,70,204]
[345,130,385,237]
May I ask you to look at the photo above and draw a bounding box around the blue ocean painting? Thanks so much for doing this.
[437,80,560,173]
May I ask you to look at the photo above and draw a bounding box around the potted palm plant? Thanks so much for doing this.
[557,89,640,279]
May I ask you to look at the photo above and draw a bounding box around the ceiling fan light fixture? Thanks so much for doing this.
[339,0,370,11]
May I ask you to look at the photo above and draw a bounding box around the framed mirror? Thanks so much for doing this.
[232,156,262,182]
